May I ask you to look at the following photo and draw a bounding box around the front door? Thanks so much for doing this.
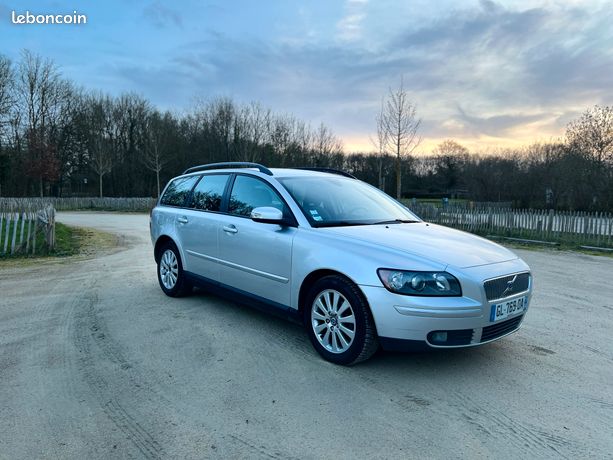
[216,175,296,307]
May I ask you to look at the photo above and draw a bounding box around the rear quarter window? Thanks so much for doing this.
[160,176,199,207]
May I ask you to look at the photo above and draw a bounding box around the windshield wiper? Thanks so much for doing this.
[317,219,419,227]
[372,219,419,225]
[316,221,372,228]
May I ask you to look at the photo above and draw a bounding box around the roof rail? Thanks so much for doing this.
[294,167,357,179]
[183,162,273,176]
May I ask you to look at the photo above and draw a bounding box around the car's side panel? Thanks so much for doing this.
[215,213,296,307]
[175,208,221,281]
[288,228,447,311]
[184,270,301,323]
[151,207,185,261]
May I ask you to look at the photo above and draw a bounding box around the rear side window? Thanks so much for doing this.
[160,176,199,207]
[228,175,286,217]
[189,174,229,211]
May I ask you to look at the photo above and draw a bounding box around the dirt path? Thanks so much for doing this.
[1,212,611,459]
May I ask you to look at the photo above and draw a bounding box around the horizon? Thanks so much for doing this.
[2,0,611,154]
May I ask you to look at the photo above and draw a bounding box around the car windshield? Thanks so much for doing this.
[278,176,420,227]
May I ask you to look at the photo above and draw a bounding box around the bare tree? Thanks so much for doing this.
[142,111,172,196]
[312,122,343,166]
[232,102,269,163]
[84,94,115,197]
[565,105,613,208]
[244,102,270,163]
[380,77,421,198]
[16,50,68,196]
[295,120,312,165]
[269,114,295,167]
[91,145,113,197]
[370,98,388,189]
[433,139,469,194]
[566,105,613,165]
[0,55,13,136]
[52,82,83,195]
[0,56,14,196]
[433,139,469,157]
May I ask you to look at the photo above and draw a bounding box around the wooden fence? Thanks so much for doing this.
[410,204,613,247]
[0,204,55,256]
[403,199,513,209]
[1,197,612,249]
[0,197,156,212]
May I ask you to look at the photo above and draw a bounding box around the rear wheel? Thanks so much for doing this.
[157,241,192,297]
[304,275,378,365]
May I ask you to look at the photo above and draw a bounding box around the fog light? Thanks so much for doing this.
[431,332,447,343]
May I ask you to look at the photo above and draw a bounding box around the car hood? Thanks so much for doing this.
[321,222,517,269]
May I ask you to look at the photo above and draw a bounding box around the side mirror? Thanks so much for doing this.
[250,206,284,224]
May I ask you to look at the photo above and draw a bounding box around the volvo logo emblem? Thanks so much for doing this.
[501,275,517,297]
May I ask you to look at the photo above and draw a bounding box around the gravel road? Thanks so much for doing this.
[1,212,612,459]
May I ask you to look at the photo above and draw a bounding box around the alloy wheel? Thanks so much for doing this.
[311,289,356,354]
[160,249,179,290]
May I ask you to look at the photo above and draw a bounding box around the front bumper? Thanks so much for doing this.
[360,261,532,349]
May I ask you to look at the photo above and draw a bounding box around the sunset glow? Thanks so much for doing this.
[1,0,610,154]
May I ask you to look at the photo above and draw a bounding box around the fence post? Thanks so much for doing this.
[32,217,37,255]
[48,206,56,250]
[25,213,32,253]
[3,213,10,254]
[10,212,19,254]
[546,209,553,237]
[18,213,26,253]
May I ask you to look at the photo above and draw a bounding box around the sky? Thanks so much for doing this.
[1,0,612,153]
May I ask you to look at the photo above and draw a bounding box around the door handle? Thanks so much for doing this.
[177,216,189,224]
[223,224,238,234]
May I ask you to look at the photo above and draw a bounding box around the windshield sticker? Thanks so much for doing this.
[309,209,323,221]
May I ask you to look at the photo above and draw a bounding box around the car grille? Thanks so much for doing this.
[484,272,530,301]
[480,315,524,342]
[446,329,474,345]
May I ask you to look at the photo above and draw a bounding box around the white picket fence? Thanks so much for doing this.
[411,204,613,247]
[0,205,55,256]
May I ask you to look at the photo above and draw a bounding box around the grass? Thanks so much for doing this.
[0,222,118,261]
[410,198,469,206]
[56,207,151,213]
[475,230,613,258]
[52,222,84,256]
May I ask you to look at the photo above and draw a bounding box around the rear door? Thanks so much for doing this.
[216,174,296,307]
[177,173,231,281]
[158,175,200,267]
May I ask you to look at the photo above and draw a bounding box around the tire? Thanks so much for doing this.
[157,241,192,297]
[304,275,379,365]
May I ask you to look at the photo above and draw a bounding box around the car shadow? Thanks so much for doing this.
[187,287,520,376]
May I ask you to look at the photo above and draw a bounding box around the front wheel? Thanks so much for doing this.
[304,275,379,365]
[157,241,192,297]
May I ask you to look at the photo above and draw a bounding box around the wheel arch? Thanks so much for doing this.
[154,235,176,263]
[298,269,365,318]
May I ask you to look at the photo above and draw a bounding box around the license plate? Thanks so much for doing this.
[490,296,528,322]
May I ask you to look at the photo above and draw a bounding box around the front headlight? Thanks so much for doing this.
[377,269,462,296]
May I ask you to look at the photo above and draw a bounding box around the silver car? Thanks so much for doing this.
[150,162,532,365]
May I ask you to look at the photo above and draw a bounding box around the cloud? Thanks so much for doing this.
[143,1,183,29]
[336,0,368,42]
[114,1,613,151]
[453,106,547,137]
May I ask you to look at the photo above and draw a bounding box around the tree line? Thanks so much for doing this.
[0,50,611,211]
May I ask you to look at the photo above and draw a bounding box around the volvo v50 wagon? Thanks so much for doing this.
[150,162,532,364]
